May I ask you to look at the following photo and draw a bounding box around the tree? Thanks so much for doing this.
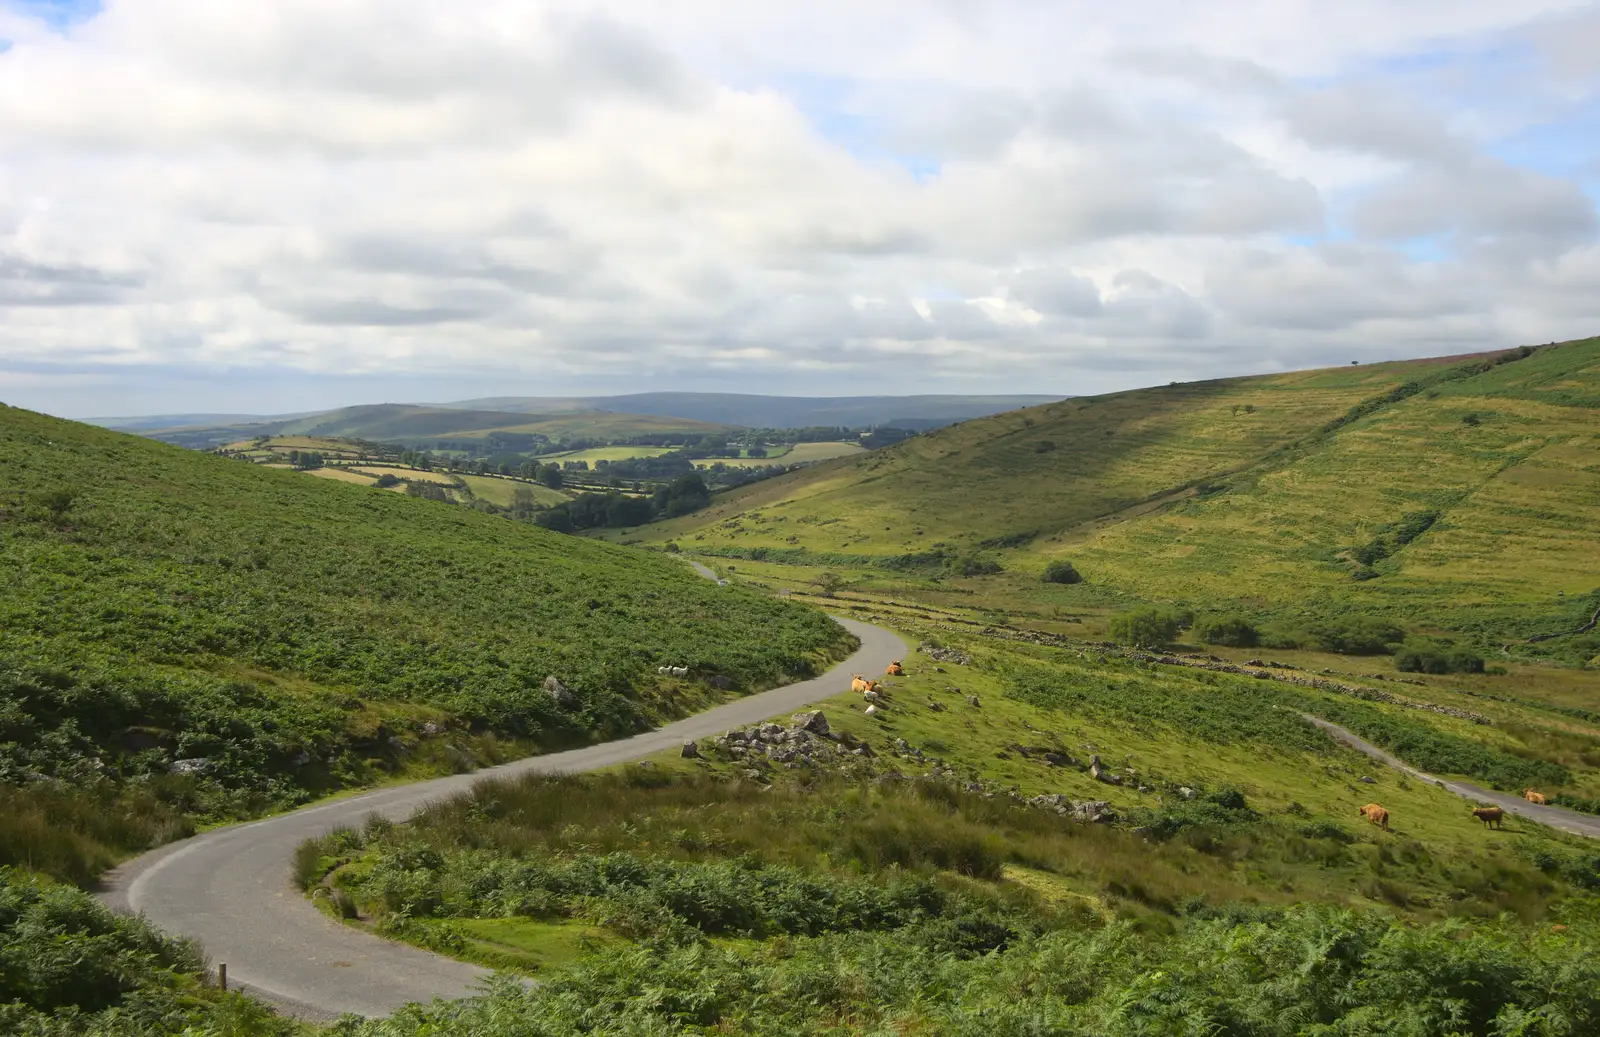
[1107,607,1188,648]
[538,464,564,489]
[1041,560,1082,585]
[1194,614,1259,647]
[815,571,845,598]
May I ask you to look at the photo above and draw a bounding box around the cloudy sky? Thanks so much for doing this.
[2,1,1598,417]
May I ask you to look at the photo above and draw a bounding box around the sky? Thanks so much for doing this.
[2,1,1598,418]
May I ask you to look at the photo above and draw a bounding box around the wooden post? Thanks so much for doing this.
[218,963,227,992]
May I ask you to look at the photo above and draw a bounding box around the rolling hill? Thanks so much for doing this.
[626,337,1600,653]
[110,403,734,451]
[0,403,852,878]
[97,393,1065,450]
[446,392,1066,428]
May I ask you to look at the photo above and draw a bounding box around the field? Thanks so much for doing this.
[346,464,458,484]
[693,442,866,468]
[456,474,569,507]
[0,403,854,889]
[542,445,676,464]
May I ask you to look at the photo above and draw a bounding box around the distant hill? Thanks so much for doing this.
[445,392,1066,429]
[99,404,735,451]
[95,393,1064,451]
[626,337,1600,655]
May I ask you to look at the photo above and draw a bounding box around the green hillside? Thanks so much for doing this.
[630,338,1600,654]
[0,404,851,878]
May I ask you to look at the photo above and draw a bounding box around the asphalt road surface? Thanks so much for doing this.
[100,615,904,1020]
[1303,714,1600,840]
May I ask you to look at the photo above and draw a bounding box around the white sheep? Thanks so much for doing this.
[671,666,689,677]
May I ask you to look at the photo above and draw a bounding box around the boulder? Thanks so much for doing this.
[865,704,880,716]
[1041,752,1075,768]
[1359,775,1377,785]
[168,758,214,777]
[1070,800,1116,824]
[544,676,577,708]
[966,695,981,708]
[421,722,447,737]
[791,710,830,735]
[1177,786,1198,800]
[863,690,882,704]
[681,741,701,759]
[289,749,313,768]
[757,723,786,743]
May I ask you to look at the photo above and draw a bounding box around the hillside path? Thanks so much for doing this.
[100,615,905,1021]
[1302,714,1600,840]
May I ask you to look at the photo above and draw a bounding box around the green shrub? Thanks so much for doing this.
[954,554,1003,577]
[1041,560,1083,585]
[1313,617,1404,655]
[1107,607,1188,649]
[1194,615,1259,647]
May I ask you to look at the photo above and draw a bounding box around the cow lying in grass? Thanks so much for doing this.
[885,661,904,676]
[851,675,883,694]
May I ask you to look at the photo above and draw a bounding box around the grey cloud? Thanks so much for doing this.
[1117,50,1287,97]
[1009,267,1102,316]
[1281,85,1468,163]
[1348,160,1597,260]
[0,254,141,306]
[1097,269,1211,340]
[1207,245,1480,331]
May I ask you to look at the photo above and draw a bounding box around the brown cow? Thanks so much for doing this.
[885,661,904,676]
[850,675,871,694]
[1523,789,1547,805]
[1471,806,1504,829]
[1358,803,1389,830]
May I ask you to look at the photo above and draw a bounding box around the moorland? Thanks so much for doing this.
[5,339,1600,1036]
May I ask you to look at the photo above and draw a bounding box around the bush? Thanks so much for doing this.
[1194,615,1259,647]
[954,554,1003,577]
[1041,560,1083,585]
[1107,607,1189,649]
[1314,617,1404,655]
[1394,646,1486,674]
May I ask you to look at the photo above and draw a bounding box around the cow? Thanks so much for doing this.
[1523,789,1547,805]
[851,675,871,694]
[1357,803,1389,830]
[885,661,904,676]
[1471,805,1504,829]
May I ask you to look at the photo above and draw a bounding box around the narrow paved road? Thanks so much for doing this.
[1303,714,1600,840]
[100,616,904,1020]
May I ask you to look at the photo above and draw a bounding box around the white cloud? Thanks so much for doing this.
[0,0,1597,414]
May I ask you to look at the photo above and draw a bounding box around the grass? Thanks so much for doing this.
[541,445,676,464]
[456,474,569,507]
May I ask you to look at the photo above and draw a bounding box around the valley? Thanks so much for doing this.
[3,340,1599,1036]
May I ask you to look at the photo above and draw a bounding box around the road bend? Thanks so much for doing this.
[100,616,905,1020]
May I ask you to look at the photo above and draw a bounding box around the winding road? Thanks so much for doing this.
[100,613,905,1021]
[1303,714,1600,840]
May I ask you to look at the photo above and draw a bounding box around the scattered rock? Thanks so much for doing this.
[681,741,701,759]
[168,758,214,777]
[863,690,882,704]
[791,710,830,735]
[1177,786,1197,800]
[966,695,980,708]
[1071,800,1116,824]
[865,704,880,716]
[544,676,577,708]
[289,749,313,768]
[1088,755,1122,785]
[918,643,972,665]
[1359,775,1376,784]
[386,736,409,754]
[1041,752,1075,768]
[421,722,447,737]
